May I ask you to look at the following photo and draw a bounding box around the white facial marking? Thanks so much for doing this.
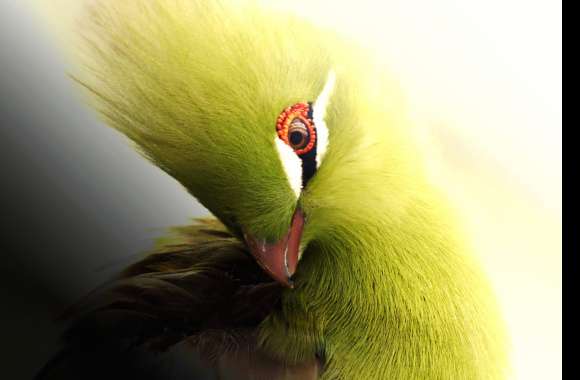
[312,70,336,167]
[275,138,302,198]
[275,70,335,197]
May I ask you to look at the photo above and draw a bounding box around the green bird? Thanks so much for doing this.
[37,1,508,379]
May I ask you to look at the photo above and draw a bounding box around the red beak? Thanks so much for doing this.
[243,208,305,288]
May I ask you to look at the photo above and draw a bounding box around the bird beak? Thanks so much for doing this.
[243,208,305,288]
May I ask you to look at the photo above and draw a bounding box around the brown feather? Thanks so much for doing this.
[36,219,322,379]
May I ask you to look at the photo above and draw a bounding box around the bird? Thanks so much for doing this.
[36,1,508,379]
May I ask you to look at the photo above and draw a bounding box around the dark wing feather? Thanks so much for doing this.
[36,219,321,379]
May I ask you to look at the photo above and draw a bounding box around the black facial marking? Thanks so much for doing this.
[298,102,317,187]
[299,145,317,188]
[306,102,314,120]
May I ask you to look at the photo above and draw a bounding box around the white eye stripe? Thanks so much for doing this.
[312,70,336,168]
[275,138,302,199]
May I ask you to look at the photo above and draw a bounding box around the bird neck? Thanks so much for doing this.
[258,198,507,378]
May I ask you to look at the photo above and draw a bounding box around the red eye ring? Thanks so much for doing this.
[276,102,316,155]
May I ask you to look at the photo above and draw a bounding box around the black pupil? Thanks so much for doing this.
[290,131,305,146]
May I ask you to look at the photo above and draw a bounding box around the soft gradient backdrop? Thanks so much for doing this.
[1,1,561,379]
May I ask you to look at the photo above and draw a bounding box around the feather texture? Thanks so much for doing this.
[49,0,510,378]
[37,219,321,379]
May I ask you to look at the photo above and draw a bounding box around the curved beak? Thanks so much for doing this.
[243,208,305,288]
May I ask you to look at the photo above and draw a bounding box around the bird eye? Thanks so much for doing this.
[276,102,316,155]
[288,119,310,150]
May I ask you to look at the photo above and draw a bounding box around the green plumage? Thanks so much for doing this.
[55,0,509,378]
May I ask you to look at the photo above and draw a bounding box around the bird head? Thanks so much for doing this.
[76,1,420,288]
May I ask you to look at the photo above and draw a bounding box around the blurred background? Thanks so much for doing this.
[1,1,561,379]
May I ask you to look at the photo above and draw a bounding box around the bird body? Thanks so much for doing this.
[39,1,508,378]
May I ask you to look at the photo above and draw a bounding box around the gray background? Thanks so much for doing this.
[0,3,206,378]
